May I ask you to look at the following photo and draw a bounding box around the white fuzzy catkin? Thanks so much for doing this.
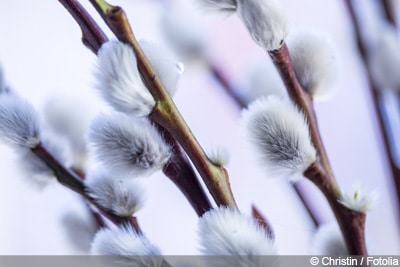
[95,41,155,117]
[198,0,237,12]
[0,93,40,149]
[86,170,144,217]
[369,25,400,91]
[140,40,184,96]
[198,207,276,255]
[198,208,277,266]
[311,222,348,255]
[339,185,378,213]
[91,225,162,267]
[242,96,316,179]
[87,112,171,178]
[237,0,288,51]
[288,32,337,99]
[207,146,230,166]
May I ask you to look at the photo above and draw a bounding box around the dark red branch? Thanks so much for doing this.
[344,0,400,221]
[160,127,213,216]
[58,0,215,216]
[208,55,323,227]
[251,205,274,240]
[59,0,108,54]
[381,0,397,27]
[268,45,335,181]
[268,42,367,255]
[32,143,141,232]
[304,162,367,255]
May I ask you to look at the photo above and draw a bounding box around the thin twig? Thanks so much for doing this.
[57,0,214,216]
[59,0,108,53]
[344,0,400,221]
[86,0,237,208]
[381,0,397,27]
[304,162,367,255]
[159,126,213,216]
[268,45,336,183]
[72,166,108,229]
[207,59,323,227]
[268,43,367,255]
[207,61,248,108]
[32,142,141,232]
[251,205,274,240]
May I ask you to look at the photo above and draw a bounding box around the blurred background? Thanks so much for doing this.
[0,0,399,254]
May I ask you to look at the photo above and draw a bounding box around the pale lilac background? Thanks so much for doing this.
[0,0,399,254]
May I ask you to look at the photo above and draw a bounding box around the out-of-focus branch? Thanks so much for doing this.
[207,62,248,108]
[381,0,397,27]
[32,143,141,232]
[344,0,400,220]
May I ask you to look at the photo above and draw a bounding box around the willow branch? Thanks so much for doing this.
[58,0,108,53]
[32,143,141,232]
[87,0,237,208]
[57,0,215,215]
[159,126,213,216]
[267,43,367,255]
[251,205,274,240]
[344,0,400,220]
[207,61,248,108]
[268,45,336,183]
[71,166,107,228]
[381,0,397,27]
[208,60,324,227]
[304,162,367,255]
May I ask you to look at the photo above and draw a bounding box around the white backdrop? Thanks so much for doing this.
[0,0,399,254]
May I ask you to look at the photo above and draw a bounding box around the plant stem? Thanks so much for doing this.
[151,105,236,208]
[58,0,108,54]
[91,209,107,228]
[87,1,237,208]
[58,0,216,215]
[158,125,213,216]
[344,0,400,221]
[268,44,336,184]
[251,205,274,240]
[71,166,108,228]
[206,58,323,227]
[206,61,248,108]
[31,142,141,232]
[163,152,213,216]
[268,44,367,255]
[380,0,397,27]
[32,143,86,194]
[304,162,367,255]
